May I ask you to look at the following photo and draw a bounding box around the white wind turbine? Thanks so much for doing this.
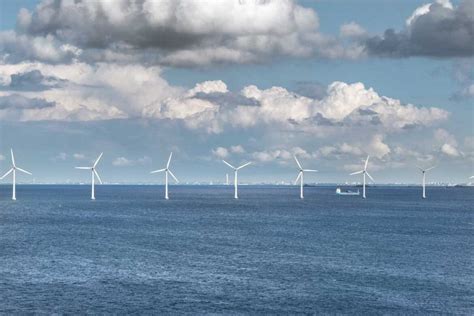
[1,149,32,200]
[151,152,179,200]
[350,155,374,199]
[417,165,435,199]
[75,153,103,200]
[226,173,229,185]
[294,155,317,199]
[223,160,251,199]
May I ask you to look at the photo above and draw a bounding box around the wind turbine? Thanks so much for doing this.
[1,149,32,200]
[350,155,374,199]
[417,165,435,199]
[294,155,317,199]
[151,152,179,200]
[75,153,103,200]
[223,160,251,199]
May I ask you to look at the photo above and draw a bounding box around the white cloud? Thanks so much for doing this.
[2,0,359,66]
[252,149,292,163]
[441,143,460,157]
[406,0,453,26]
[53,152,67,161]
[73,153,86,160]
[230,145,245,154]
[340,22,367,38]
[112,157,133,167]
[367,134,391,159]
[252,147,311,163]
[187,80,228,96]
[434,128,463,157]
[0,63,449,139]
[112,156,151,167]
[212,147,229,159]
[0,154,5,161]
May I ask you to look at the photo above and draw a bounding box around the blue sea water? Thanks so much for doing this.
[0,185,473,314]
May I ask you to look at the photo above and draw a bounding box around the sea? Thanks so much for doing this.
[0,185,473,314]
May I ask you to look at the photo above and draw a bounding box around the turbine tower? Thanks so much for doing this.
[293,155,317,199]
[1,149,32,200]
[418,165,435,199]
[151,152,179,200]
[350,155,374,199]
[226,173,229,185]
[223,160,251,199]
[75,153,103,200]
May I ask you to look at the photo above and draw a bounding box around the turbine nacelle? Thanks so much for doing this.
[417,165,436,174]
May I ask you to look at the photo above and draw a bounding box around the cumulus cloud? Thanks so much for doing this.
[362,0,474,57]
[212,147,229,159]
[112,156,151,167]
[434,128,462,157]
[230,145,245,154]
[0,94,55,120]
[227,81,448,132]
[73,153,86,160]
[441,143,460,157]
[316,135,390,160]
[250,147,311,164]
[0,69,63,91]
[0,63,449,136]
[366,134,391,159]
[450,60,474,100]
[0,0,361,66]
[340,22,367,39]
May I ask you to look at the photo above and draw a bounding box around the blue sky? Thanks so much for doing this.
[0,0,472,184]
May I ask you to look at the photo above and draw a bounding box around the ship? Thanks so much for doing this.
[336,187,360,196]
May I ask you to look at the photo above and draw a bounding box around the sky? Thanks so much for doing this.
[0,0,472,185]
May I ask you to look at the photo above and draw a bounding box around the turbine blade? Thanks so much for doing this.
[16,167,32,175]
[92,169,102,184]
[1,168,13,179]
[294,171,302,184]
[294,155,302,169]
[10,149,16,167]
[168,169,179,183]
[94,169,103,184]
[93,152,103,168]
[364,155,370,170]
[366,172,375,182]
[222,160,235,169]
[75,167,92,170]
[167,152,173,168]
[150,168,166,174]
[350,170,364,175]
[303,169,318,172]
[425,165,436,172]
[237,162,251,170]
[416,166,424,172]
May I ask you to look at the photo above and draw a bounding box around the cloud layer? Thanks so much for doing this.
[0,0,358,66]
[0,62,449,135]
[362,0,474,57]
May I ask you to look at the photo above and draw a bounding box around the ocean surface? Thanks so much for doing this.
[0,185,473,314]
